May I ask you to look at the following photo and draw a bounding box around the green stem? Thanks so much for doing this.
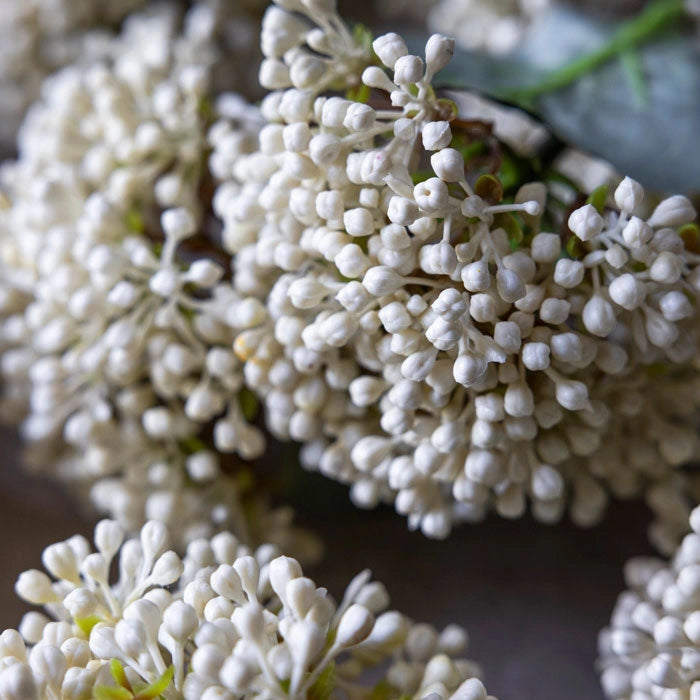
[506,0,686,103]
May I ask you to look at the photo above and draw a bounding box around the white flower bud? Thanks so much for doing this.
[151,551,184,586]
[426,317,461,351]
[336,244,369,278]
[522,342,551,371]
[363,266,405,296]
[622,216,654,248]
[504,380,534,417]
[321,97,350,128]
[550,332,584,363]
[344,103,376,132]
[431,148,464,182]
[608,273,645,310]
[554,377,589,411]
[335,604,374,648]
[16,570,58,605]
[309,134,341,167]
[432,289,468,321]
[531,464,564,501]
[530,232,561,263]
[388,196,420,226]
[351,436,392,472]
[290,55,327,90]
[494,321,521,354]
[259,58,291,89]
[422,121,452,151]
[539,298,570,325]
[425,34,455,76]
[461,261,491,292]
[393,55,424,85]
[469,293,496,322]
[319,311,358,347]
[465,450,505,486]
[161,207,197,241]
[496,268,526,302]
[568,204,604,241]
[582,295,616,337]
[648,195,696,227]
[349,377,386,407]
[394,117,417,140]
[649,251,682,284]
[659,290,692,321]
[362,66,396,92]
[614,176,644,212]
[414,178,449,213]
[186,259,224,287]
[289,279,328,309]
[553,259,585,288]
[373,33,408,69]
[450,678,487,700]
[336,281,371,312]
[453,353,487,386]
[344,208,375,237]
[605,244,628,268]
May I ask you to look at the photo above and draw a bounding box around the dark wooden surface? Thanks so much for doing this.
[0,425,657,699]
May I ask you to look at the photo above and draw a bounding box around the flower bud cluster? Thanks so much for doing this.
[428,0,552,56]
[599,504,700,699]
[215,12,700,542]
[0,0,148,150]
[258,0,372,96]
[1,520,496,700]
[0,0,272,152]
[0,3,315,555]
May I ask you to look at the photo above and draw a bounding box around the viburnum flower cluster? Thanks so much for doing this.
[599,503,700,699]
[0,1,316,555]
[214,1,700,543]
[0,520,495,700]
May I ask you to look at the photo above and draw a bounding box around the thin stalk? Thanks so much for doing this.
[506,0,686,103]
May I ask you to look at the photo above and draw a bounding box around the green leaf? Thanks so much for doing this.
[134,666,174,700]
[75,615,102,636]
[94,687,133,700]
[369,681,397,700]
[307,662,335,700]
[586,184,609,214]
[110,659,132,692]
[474,174,503,204]
[238,388,260,421]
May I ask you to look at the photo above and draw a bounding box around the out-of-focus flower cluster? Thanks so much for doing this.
[428,0,551,55]
[599,503,700,699]
[213,2,700,545]
[0,0,269,152]
[0,520,495,700]
[0,0,317,557]
[0,0,147,149]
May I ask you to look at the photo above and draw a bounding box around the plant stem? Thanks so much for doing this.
[506,0,686,103]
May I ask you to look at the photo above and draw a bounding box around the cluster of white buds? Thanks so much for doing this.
[214,4,700,542]
[0,2,320,556]
[0,0,148,150]
[599,504,700,699]
[0,520,496,700]
[428,0,552,56]
[0,0,272,152]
